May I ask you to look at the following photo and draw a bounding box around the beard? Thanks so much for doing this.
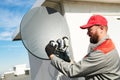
[90,34,99,44]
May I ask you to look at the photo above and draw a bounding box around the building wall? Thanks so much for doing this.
[0,70,30,80]
[28,52,59,80]
[63,1,120,13]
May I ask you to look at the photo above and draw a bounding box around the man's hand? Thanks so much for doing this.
[56,37,71,62]
[45,37,71,62]
[45,40,57,58]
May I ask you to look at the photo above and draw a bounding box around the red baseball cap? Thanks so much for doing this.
[80,15,108,29]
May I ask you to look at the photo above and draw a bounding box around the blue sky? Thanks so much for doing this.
[0,0,36,74]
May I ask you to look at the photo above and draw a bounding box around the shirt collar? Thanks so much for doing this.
[88,35,109,51]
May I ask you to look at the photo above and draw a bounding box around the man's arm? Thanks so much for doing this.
[50,50,106,78]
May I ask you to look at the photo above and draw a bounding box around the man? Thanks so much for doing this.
[45,15,120,79]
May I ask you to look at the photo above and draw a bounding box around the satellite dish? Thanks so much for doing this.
[20,6,71,60]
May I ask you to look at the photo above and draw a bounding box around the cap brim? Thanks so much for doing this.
[80,24,93,29]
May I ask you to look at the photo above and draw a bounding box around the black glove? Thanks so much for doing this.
[45,40,57,57]
[56,37,71,62]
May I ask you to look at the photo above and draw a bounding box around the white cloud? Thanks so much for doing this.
[0,9,21,40]
[0,31,13,40]
[0,0,35,29]
[0,8,22,28]
[0,0,35,41]
[1,0,35,7]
